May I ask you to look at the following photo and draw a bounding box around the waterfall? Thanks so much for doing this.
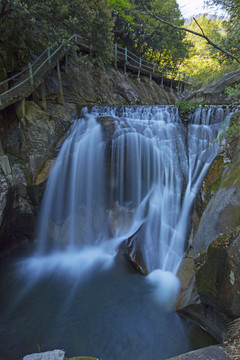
[31,105,232,306]
[1,104,233,360]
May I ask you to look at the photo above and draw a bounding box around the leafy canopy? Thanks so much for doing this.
[0,0,191,77]
[179,15,240,88]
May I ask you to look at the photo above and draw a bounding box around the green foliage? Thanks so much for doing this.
[0,0,114,73]
[179,15,240,88]
[225,84,240,97]
[108,0,133,22]
[110,0,191,71]
[0,0,191,76]
[176,100,203,114]
[205,0,240,60]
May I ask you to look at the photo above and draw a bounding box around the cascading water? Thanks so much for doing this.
[37,105,229,266]
[0,105,233,360]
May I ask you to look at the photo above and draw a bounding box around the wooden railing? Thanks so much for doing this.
[0,34,193,111]
[114,44,193,85]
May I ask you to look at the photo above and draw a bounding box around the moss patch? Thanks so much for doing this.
[221,160,240,189]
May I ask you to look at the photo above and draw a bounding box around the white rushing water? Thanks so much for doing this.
[29,105,232,308]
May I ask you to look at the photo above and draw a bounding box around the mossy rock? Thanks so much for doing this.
[221,160,240,190]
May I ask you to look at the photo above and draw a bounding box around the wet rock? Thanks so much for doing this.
[179,110,240,334]
[193,185,240,257]
[96,116,117,141]
[191,111,240,256]
[119,224,148,276]
[177,249,197,310]
[166,345,231,360]
[196,230,240,319]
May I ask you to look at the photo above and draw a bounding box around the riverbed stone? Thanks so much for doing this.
[23,350,65,360]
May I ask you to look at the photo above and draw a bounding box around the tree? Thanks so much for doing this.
[205,0,240,59]
[134,0,190,69]
[109,0,191,70]
[179,15,238,88]
[139,0,240,63]
[0,0,114,76]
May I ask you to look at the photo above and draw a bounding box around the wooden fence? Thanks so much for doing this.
[0,34,193,111]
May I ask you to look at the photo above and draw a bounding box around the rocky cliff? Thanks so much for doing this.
[178,110,240,342]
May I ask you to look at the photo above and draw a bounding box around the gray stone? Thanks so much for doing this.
[167,345,231,360]
[12,163,27,186]
[193,185,240,257]
[23,349,65,360]
[0,155,11,176]
[0,139,4,155]
[188,68,240,104]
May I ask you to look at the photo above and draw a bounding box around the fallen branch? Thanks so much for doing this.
[140,0,240,64]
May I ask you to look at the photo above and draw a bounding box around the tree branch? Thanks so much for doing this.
[140,0,240,64]
[193,17,205,36]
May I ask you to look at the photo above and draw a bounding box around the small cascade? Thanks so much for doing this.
[35,105,233,277]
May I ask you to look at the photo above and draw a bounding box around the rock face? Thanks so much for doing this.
[196,231,240,319]
[0,101,73,251]
[188,68,240,105]
[178,110,240,340]
[60,57,175,106]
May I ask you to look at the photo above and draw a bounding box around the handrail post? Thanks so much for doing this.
[124,47,127,75]
[74,34,77,42]
[115,43,118,69]
[28,63,34,85]
[150,63,155,83]
[48,47,51,66]
[183,72,186,93]
[57,60,64,104]
[0,96,2,108]
[178,72,181,93]
[138,57,142,80]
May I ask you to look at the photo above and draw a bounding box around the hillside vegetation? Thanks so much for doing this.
[0,0,240,90]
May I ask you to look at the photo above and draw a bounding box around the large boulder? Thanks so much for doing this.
[188,69,240,104]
